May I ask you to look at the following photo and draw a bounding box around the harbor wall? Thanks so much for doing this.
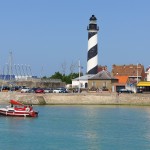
[0,92,150,106]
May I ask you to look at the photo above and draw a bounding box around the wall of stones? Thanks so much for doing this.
[0,92,150,106]
[0,80,65,88]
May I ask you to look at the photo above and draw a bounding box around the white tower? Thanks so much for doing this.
[87,15,99,74]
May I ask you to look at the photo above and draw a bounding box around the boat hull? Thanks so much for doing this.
[0,100,39,117]
[0,110,38,117]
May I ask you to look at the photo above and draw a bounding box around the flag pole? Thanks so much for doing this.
[78,60,80,93]
[137,63,138,84]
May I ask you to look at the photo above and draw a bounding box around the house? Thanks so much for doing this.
[72,74,95,89]
[137,81,150,92]
[114,76,129,92]
[136,66,150,92]
[71,65,109,90]
[145,66,150,81]
[88,70,118,92]
[112,64,146,92]
[112,64,146,81]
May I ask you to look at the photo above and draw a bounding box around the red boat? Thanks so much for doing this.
[0,100,38,117]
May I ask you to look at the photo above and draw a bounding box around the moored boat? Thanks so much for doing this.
[0,100,38,117]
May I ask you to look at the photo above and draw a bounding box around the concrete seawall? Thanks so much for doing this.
[0,92,150,106]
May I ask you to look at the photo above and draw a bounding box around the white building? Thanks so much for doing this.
[72,74,94,89]
[146,66,150,81]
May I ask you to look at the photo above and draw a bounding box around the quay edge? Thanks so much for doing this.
[0,92,150,106]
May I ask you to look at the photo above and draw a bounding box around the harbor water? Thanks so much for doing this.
[1,105,150,150]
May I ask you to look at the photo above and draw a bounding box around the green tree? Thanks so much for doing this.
[49,72,82,84]
[50,72,63,80]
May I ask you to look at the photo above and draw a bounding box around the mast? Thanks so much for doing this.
[8,51,13,80]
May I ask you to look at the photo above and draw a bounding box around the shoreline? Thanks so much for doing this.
[0,92,150,106]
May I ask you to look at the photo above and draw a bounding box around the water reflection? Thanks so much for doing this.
[1,105,150,150]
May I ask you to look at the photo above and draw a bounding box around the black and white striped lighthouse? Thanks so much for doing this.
[87,15,99,74]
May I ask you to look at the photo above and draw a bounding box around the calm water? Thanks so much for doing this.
[1,105,150,150]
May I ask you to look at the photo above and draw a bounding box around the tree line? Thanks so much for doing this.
[42,72,83,84]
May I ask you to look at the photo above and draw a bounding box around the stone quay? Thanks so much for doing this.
[0,92,150,106]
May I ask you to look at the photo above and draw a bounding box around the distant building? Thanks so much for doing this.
[136,66,150,93]
[112,64,146,92]
[72,74,95,89]
[15,75,37,81]
[145,66,150,81]
[112,64,146,80]
[114,76,129,92]
[88,70,118,92]
[0,75,15,80]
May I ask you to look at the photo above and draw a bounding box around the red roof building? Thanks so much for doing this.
[111,64,146,92]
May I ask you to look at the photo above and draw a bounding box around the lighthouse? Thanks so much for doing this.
[87,15,99,74]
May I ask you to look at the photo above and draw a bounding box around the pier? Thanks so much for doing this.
[0,92,150,106]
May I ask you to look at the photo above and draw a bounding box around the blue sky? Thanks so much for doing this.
[0,0,150,77]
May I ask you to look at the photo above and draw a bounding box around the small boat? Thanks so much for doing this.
[0,100,38,117]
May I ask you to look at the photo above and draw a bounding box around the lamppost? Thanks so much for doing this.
[137,63,138,84]
[78,60,81,93]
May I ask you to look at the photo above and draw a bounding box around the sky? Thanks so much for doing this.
[0,0,150,77]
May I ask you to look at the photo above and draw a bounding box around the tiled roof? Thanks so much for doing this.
[89,70,117,80]
[112,64,145,77]
[98,65,107,72]
[72,74,95,81]
[115,76,128,84]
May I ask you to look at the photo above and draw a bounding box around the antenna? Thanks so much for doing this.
[8,51,14,80]
[41,65,44,78]
[28,65,32,77]
[25,64,29,76]
[14,64,18,76]
[21,64,25,77]
[18,64,22,78]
